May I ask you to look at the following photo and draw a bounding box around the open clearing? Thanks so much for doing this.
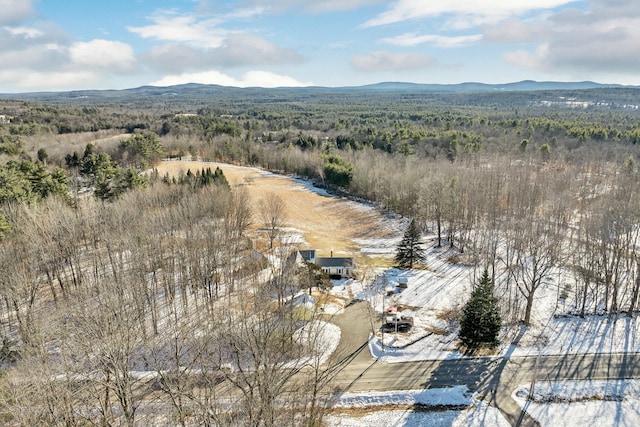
[154,160,403,260]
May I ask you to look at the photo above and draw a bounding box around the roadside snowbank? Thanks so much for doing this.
[326,387,510,427]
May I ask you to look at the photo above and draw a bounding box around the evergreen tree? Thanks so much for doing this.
[323,154,353,188]
[65,151,80,168]
[37,148,48,165]
[123,167,148,191]
[459,269,502,351]
[119,131,165,168]
[394,219,425,269]
[0,160,69,203]
[213,166,229,188]
[94,166,124,201]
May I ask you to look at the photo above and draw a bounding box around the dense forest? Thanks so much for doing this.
[1,86,640,425]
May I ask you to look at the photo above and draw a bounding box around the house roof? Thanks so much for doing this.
[316,257,354,268]
[299,250,316,262]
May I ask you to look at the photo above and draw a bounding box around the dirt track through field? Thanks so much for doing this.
[154,160,399,260]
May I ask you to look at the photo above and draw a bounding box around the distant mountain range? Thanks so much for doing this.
[354,80,630,92]
[1,80,637,105]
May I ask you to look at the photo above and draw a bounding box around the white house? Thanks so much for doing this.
[316,257,355,279]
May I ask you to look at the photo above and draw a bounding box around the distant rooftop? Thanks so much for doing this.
[299,250,316,262]
[316,257,354,268]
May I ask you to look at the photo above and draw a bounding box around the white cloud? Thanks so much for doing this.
[69,40,136,70]
[0,21,68,51]
[241,70,313,87]
[482,18,545,43]
[127,6,275,48]
[0,22,137,91]
[350,51,435,72]
[129,4,307,74]
[3,26,44,39]
[141,44,207,71]
[362,0,575,27]
[216,33,303,66]
[241,0,381,14]
[127,12,227,48]
[0,0,35,25]
[0,69,97,91]
[141,33,303,71]
[503,44,550,72]
[0,43,67,69]
[150,70,314,88]
[225,6,268,19]
[497,0,640,77]
[130,8,303,72]
[380,32,482,47]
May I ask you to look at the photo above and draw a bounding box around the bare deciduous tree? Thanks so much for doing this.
[258,192,287,250]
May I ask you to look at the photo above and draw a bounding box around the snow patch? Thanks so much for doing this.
[512,380,640,427]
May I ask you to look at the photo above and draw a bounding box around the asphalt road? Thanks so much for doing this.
[329,300,640,427]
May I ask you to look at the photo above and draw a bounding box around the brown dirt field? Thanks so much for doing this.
[153,160,398,261]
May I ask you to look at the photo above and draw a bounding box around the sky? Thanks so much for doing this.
[1,0,639,92]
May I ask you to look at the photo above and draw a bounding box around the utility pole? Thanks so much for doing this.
[528,349,540,401]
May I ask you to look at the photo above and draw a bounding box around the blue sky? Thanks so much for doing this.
[1,0,639,92]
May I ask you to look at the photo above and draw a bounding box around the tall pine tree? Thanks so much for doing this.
[459,269,502,351]
[394,219,425,269]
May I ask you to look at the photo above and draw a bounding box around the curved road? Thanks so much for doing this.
[329,301,640,427]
